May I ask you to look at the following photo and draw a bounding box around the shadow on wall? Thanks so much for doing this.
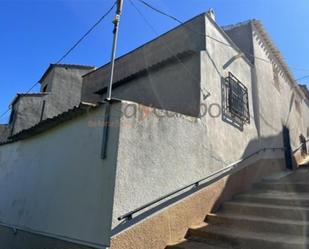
[111,130,293,240]
[210,127,300,213]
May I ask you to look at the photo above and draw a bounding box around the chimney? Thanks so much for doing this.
[207,9,216,21]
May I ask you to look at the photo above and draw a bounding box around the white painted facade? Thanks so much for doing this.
[0,11,308,249]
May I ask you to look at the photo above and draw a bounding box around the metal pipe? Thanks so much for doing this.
[101,0,124,159]
[106,0,123,101]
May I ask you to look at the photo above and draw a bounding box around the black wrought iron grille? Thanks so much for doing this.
[300,134,308,156]
[226,72,250,124]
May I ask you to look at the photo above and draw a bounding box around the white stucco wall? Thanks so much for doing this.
[252,25,309,150]
[0,104,121,248]
[203,15,260,162]
[111,16,305,235]
[111,17,263,232]
[0,13,308,249]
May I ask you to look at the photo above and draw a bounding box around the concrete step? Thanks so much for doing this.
[253,182,309,192]
[166,240,228,249]
[221,201,309,220]
[234,192,309,207]
[205,213,309,236]
[187,224,309,249]
[276,168,309,182]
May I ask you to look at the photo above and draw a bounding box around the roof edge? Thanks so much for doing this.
[82,12,207,78]
[251,20,305,100]
[0,102,100,146]
[39,63,96,84]
[205,13,253,67]
[10,92,49,106]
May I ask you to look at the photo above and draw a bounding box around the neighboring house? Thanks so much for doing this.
[0,10,308,249]
[3,64,95,137]
[8,93,49,136]
[299,84,309,100]
[0,124,9,143]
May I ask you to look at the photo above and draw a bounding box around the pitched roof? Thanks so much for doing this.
[205,15,253,67]
[0,124,9,143]
[10,92,49,106]
[0,102,98,146]
[38,63,96,84]
[224,19,305,99]
[299,84,309,100]
[253,20,306,99]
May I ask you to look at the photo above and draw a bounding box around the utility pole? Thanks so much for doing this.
[101,0,124,159]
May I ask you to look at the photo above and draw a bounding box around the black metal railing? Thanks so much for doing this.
[117,147,284,221]
[293,138,309,154]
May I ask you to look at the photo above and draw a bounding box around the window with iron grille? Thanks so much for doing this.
[299,134,307,156]
[225,72,250,124]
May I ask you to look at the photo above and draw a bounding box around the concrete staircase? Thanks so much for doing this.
[167,167,309,249]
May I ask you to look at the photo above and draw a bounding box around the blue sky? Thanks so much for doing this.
[0,0,308,123]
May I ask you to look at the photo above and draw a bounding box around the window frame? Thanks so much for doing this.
[225,72,250,124]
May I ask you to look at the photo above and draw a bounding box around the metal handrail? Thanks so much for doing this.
[117,147,284,221]
[293,138,309,154]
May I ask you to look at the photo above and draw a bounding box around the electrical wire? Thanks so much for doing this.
[129,0,211,96]
[0,109,10,121]
[129,0,230,166]
[131,0,306,135]
[137,0,309,75]
[0,1,117,122]
[296,74,309,82]
[55,1,116,64]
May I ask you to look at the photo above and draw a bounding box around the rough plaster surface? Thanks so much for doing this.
[110,54,201,117]
[0,104,121,248]
[11,95,48,135]
[110,14,308,236]
[110,158,285,249]
[81,14,206,104]
[11,66,94,136]
[0,125,9,142]
[0,12,308,249]
[225,21,309,150]
[202,15,258,163]
[43,66,93,118]
[111,100,282,234]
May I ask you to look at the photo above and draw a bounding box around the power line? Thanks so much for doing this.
[0,1,117,122]
[137,0,309,74]
[128,0,211,96]
[131,0,305,133]
[55,1,116,64]
[131,0,282,165]
[296,74,309,82]
[0,109,10,121]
